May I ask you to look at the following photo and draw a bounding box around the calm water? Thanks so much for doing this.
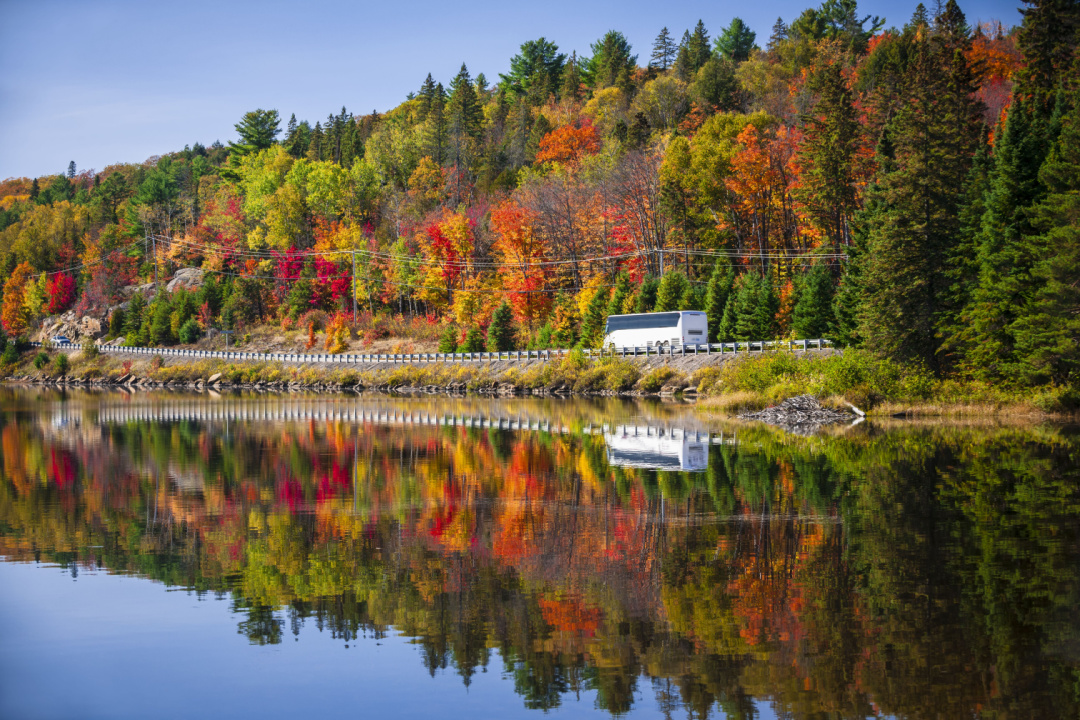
[1,389,1078,720]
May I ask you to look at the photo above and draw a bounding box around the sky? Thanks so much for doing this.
[0,0,1024,181]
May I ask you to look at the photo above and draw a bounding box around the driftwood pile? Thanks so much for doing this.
[739,395,856,434]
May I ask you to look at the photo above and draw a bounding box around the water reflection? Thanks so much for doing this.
[1,389,1079,718]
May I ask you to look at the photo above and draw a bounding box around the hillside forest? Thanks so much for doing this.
[0,0,1077,392]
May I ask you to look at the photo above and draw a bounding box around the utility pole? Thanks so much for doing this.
[152,234,159,288]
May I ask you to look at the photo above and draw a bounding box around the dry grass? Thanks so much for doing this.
[698,391,770,415]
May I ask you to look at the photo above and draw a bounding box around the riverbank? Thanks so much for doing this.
[5,344,1074,419]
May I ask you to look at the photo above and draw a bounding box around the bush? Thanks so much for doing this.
[458,327,486,353]
[82,340,99,358]
[638,366,679,393]
[150,354,163,371]
[178,317,201,344]
[1,344,18,365]
[53,353,70,375]
[33,351,49,369]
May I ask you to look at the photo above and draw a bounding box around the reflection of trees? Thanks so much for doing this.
[2,404,1080,719]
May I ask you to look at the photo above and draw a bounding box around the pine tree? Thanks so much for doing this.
[561,52,583,102]
[607,272,632,316]
[634,277,660,313]
[459,326,486,353]
[798,61,863,248]
[582,287,610,347]
[66,161,76,178]
[486,301,516,351]
[1015,0,1080,108]
[688,20,711,71]
[585,31,637,89]
[859,3,983,369]
[306,122,324,161]
[731,274,761,340]
[418,73,438,120]
[654,271,689,312]
[714,18,758,63]
[674,30,695,81]
[767,18,789,53]
[791,263,836,339]
[704,262,735,342]
[650,27,677,70]
[717,275,744,341]
[678,283,704,311]
[447,63,483,175]
[1012,68,1080,386]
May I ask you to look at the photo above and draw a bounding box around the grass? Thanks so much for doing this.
[695,348,1078,417]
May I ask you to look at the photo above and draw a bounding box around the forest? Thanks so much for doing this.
[0,0,1077,393]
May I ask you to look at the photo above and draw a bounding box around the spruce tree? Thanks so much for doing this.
[582,288,610,347]
[447,64,483,169]
[688,20,711,71]
[704,262,735,341]
[67,161,76,178]
[486,302,516,351]
[767,18,789,53]
[717,275,743,341]
[635,277,660,313]
[678,283,704,312]
[561,52,583,103]
[859,3,982,369]
[650,27,677,70]
[654,271,689,312]
[798,61,862,248]
[732,274,761,340]
[791,263,836,339]
[607,272,632,316]
[1009,56,1080,385]
[714,18,758,63]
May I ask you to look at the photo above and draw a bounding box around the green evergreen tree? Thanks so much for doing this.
[438,325,459,353]
[1010,58,1080,385]
[458,326,486,353]
[486,302,516,351]
[791,263,835,338]
[649,27,678,71]
[607,272,632,316]
[149,297,173,345]
[678,282,704,311]
[704,262,735,341]
[654,271,689,312]
[582,287,610,347]
[634,277,660,313]
[798,60,862,248]
[714,18,758,63]
[500,38,565,99]
[123,294,146,340]
[561,52,583,103]
[728,274,758,340]
[584,31,637,89]
[859,3,983,369]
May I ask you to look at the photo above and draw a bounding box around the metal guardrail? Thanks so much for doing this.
[30,338,833,365]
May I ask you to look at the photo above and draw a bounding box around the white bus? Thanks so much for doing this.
[602,311,708,349]
[604,426,709,471]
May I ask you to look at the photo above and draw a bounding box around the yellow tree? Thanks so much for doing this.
[2,262,35,336]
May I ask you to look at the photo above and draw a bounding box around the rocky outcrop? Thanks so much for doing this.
[166,268,204,293]
[38,312,104,342]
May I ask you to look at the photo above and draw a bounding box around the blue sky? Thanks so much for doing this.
[1,0,1024,180]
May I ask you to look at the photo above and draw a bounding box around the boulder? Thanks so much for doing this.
[166,268,205,293]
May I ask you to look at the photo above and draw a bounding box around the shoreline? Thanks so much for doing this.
[5,346,1071,422]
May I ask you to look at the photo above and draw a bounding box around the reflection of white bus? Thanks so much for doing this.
[604,426,709,471]
[602,311,708,349]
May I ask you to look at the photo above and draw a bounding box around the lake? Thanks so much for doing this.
[1,388,1078,719]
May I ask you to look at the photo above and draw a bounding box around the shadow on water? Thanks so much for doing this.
[1,387,1079,718]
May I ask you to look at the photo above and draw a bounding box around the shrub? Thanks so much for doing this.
[53,353,70,375]
[150,354,163,371]
[1,344,17,365]
[178,317,201,344]
[82,340,100,358]
[33,351,49,369]
[325,313,351,353]
[638,366,679,393]
[458,327,486,353]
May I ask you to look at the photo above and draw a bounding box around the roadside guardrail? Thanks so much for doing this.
[30,339,833,365]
